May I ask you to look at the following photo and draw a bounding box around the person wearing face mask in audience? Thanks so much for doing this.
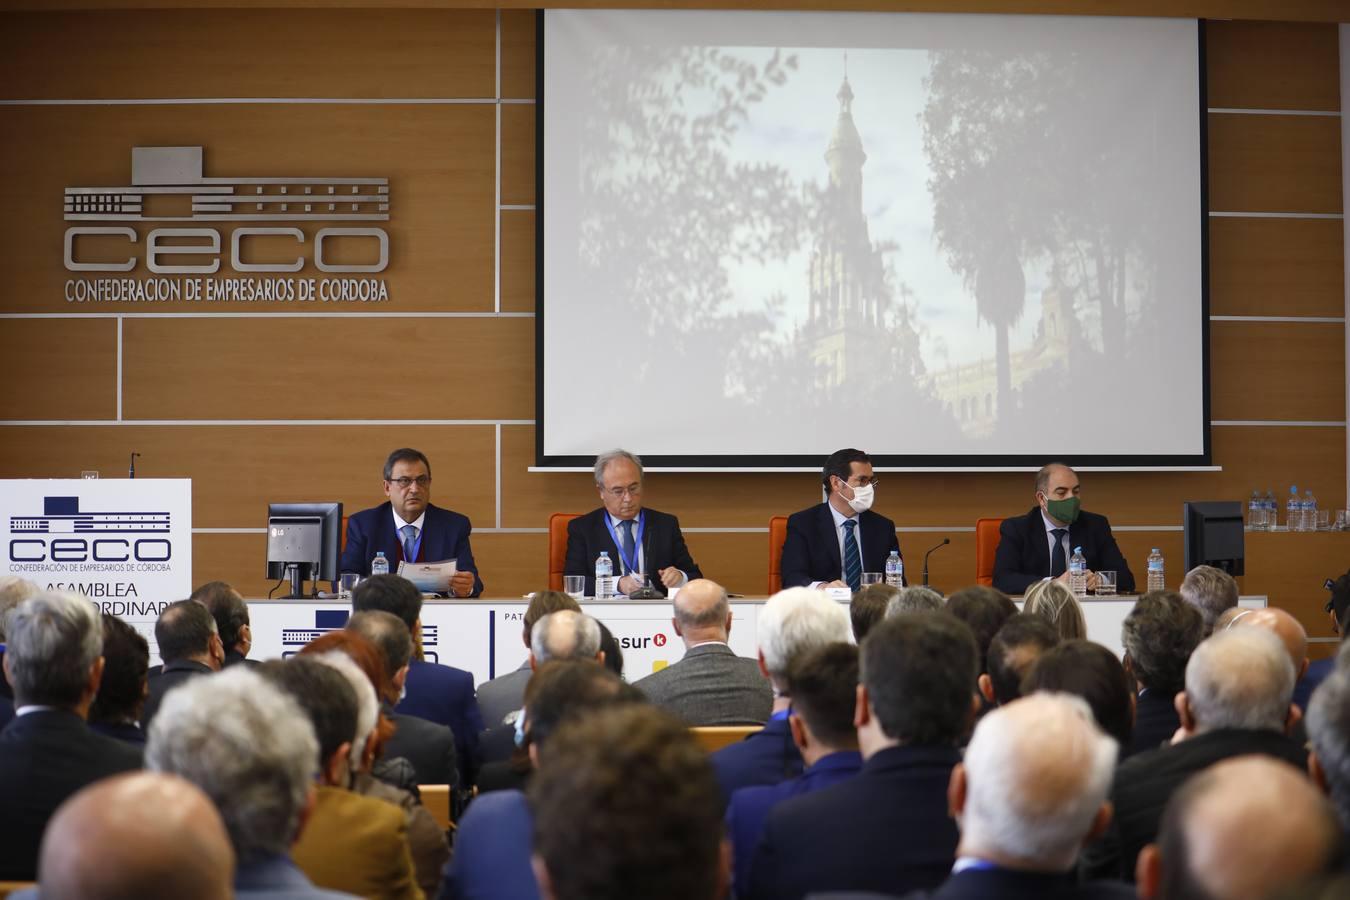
[780,448,904,591]
[993,463,1134,597]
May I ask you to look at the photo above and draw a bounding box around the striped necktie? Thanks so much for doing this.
[843,519,862,591]
[400,524,418,564]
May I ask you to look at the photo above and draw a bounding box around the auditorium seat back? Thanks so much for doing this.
[768,516,788,595]
[691,725,762,753]
[975,517,1004,586]
[548,513,581,591]
[420,784,452,831]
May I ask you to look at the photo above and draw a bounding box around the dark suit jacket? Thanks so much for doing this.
[992,507,1135,596]
[1127,689,1179,758]
[439,789,539,900]
[89,719,147,745]
[340,502,483,596]
[635,643,772,726]
[0,695,12,731]
[1295,656,1336,712]
[0,648,11,699]
[397,659,483,788]
[904,868,1136,900]
[386,710,458,787]
[1087,727,1308,881]
[141,658,216,729]
[746,745,961,900]
[0,709,143,879]
[780,504,902,588]
[476,663,530,731]
[563,507,701,597]
[712,713,803,800]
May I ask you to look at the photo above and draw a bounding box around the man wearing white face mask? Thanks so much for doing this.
[780,448,903,591]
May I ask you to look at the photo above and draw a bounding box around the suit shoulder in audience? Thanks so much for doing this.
[291,786,420,900]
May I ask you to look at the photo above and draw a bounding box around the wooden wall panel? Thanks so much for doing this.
[501,9,538,99]
[1240,532,1350,630]
[469,532,550,596]
[121,317,534,420]
[501,209,536,312]
[1209,217,1345,316]
[1205,21,1341,110]
[1207,113,1343,213]
[0,425,497,527]
[501,103,536,206]
[1210,321,1346,421]
[0,319,117,420]
[0,10,496,101]
[0,103,495,314]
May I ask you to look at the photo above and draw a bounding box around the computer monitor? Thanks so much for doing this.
[1183,501,1245,577]
[266,502,343,598]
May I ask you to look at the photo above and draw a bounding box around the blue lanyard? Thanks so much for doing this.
[603,511,645,575]
[399,526,424,564]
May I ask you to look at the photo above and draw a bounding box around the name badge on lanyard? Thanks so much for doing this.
[603,511,645,575]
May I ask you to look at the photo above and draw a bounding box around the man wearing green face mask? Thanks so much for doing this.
[992,463,1135,596]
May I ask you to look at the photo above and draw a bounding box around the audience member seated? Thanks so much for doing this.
[145,666,357,899]
[0,591,143,880]
[711,587,852,797]
[1023,579,1087,641]
[1088,627,1306,881]
[1120,591,1203,757]
[88,612,150,745]
[345,610,458,788]
[635,579,771,725]
[945,585,1016,719]
[726,642,862,894]
[352,573,483,786]
[978,613,1060,708]
[530,704,726,900]
[745,612,977,900]
[1227,606,1311,696]
[476,590,579,730]
[1023,640,1134,751]
[258,657,422,900]
[1296,570,1350,713]
[1306,661,1350,835]
[13,773,234,900]
[442,661,643,900]
[141,598,224,728]
[849,584,896,642]
[301,628,450,898]
[0,575,40,700]
[1179,564,1239,637]
[913,693,1131,900]
[191,580,256,668]
[886,585,944,617]
[597,619,624,679]
[1136,757,1340,900]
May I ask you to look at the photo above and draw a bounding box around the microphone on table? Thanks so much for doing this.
[129,452,141,479]
[923,538,950,588]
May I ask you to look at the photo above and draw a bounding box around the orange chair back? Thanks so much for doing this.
[767,515,788,595]
[975,517,1004,586]
[548,513,581,591]
[691,725,762,753]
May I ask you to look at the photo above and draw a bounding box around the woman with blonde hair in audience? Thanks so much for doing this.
[1024,579,1088,641]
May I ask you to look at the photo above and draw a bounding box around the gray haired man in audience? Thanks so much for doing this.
[634,578,771,726]
[1306,660,1350,832]
[0,590,143,881]
[531,609,604,666]
[0,575,41,707]
[1179,565,1239,637]
[146,666,356,899]
[886,585,944,617]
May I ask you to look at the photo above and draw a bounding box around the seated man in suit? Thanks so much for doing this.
[1137,757,1340,900]
[634,579,771,726]
[352,574,482,787]
[1179,564,1239,637]
[0,590,144,881]
[340,447,483,597]
[780,447,902,591]
[476,590,580,731]
[711,587,853,798]
[564,449,701,597]
[142,598,225,729]
[191,580,257,668]
[917,693,1132,900]
[1307,662,1350,830]
[1120,591,1204,757]
[0,575,40,700]
[993,463,1134,596]
[745,612,977,900]
[978,613,1060,708]
[88,613,151,745]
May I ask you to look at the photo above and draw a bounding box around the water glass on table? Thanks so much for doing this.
[564,575,586,601]
[860,572,883,586]
[338,573,362,600]
[1095,570,1117,596]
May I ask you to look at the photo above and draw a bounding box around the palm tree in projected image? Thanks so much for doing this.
[974,235,1026,421]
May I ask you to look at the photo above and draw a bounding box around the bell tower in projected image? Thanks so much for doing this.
[806,74,908,391]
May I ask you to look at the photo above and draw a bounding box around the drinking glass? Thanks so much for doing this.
[564,575,586,601]
[338,573,362,600]
[860,572,883,586]
[1316,510,1330,531]
[1095,570,1117,596]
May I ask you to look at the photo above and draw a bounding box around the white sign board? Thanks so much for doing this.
[2,478,193,660]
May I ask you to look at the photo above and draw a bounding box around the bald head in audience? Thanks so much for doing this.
[671,579,732,648]
[1137,756,1340,900]
[1227,606,1310,682]
[36,772,234,900]
[1175,626,1297,741]
[951,693,1118,872]
[531,610,604,668]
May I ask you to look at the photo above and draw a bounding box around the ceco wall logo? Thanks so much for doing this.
[9,495,172,570]
[63,146,392,305]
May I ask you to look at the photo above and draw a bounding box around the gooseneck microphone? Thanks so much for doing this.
[129,452,141,479]
[922,538,951,587]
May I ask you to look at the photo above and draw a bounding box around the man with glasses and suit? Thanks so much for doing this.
[564,449,701,598]
[780,448,903,591]
[340,448,483,597]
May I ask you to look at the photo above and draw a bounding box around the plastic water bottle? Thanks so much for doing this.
[1069,547,1087,598]
[371,551,389,576]
[1264,490,1278,530]
[884,551,904,588]
[1306,489,1319,530]
[1287,486,1302,532]
[1147,548,1165,592]
[595,551,614,600]
[1248,491,1262,530]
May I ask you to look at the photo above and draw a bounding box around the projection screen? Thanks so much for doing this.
[539,10,1207,468]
